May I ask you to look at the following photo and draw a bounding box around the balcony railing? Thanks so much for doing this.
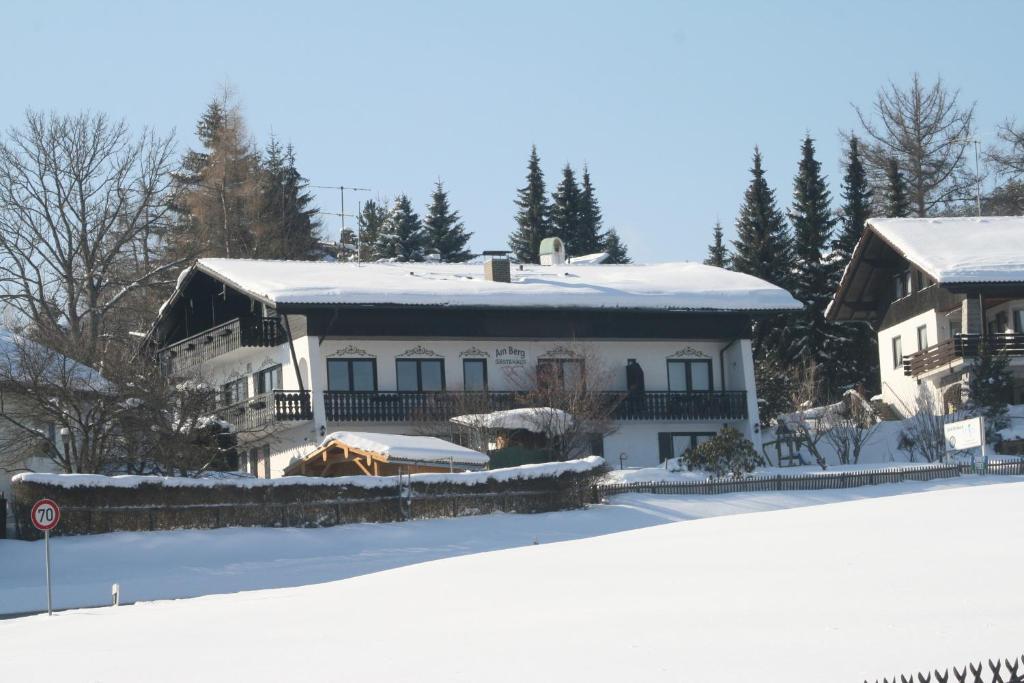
[903,333,1024,377]
[219,390,312,432]
[324,390,748,423]
[159,316,284,374]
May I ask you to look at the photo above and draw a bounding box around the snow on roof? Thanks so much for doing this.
[450,407,574,436]
[320,431,490,466]
[868,216,1024,283]
[0,328,107,389]
[173,258,800,313]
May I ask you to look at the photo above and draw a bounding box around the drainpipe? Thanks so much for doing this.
[719,339,738,390]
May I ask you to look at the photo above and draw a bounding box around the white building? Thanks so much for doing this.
[148,255,800,475]
[829,216,1024,416]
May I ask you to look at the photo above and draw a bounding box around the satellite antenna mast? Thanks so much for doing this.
[313,184,370,262]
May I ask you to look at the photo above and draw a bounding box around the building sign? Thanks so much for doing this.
[495,345,527,367]
[944,416,984,451]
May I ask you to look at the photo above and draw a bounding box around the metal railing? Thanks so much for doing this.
[323,390,747,423]
[904,332,1024,377]
[158,316,284,374]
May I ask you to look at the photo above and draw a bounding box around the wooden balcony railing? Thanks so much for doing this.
[323,390,748,423]
[903,333,1024,377]
[219,390,312,432]
[159,316,284,374]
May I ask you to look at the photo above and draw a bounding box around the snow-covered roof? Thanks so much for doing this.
[319,431,490,466]
[868,216,1024,283]
[450,407,574,436]
[0,328,107,390]
[168,258,801,313]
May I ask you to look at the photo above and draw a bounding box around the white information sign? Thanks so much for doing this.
[943,417,985,451]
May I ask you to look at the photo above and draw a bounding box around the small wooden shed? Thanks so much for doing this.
[283,431,489,477]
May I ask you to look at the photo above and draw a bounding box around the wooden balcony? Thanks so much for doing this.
[323,390,748,423]
[159,317,284,375]
[219,390,313,433]
[903,333,1024,377]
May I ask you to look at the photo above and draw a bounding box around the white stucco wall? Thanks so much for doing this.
[878,309,941,416]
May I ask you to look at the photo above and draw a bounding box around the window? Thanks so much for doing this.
[537,358,585,390]
[894,270,912,299]
[657,432,716,462]
[254,364,282,394]
[463,359,488,391]
[247,447,258,475]
[221,377,248,406]
[327,358,377,392]
[892,336,903,370]
[1015,310,1024,334]
[667,359,713,392]
[993,312,1009,334]
[950,320,962,338]
[396,358,445,392]
[916,325,928,352]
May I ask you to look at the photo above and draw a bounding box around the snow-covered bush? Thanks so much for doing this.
[683,426,764,478]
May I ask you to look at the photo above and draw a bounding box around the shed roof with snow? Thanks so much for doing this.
[284,431,489,478]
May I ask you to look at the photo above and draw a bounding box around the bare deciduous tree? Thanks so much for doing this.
[822,391,879,465]
[853,74,975,216]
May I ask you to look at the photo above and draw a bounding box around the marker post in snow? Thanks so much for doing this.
[30,498,60,616]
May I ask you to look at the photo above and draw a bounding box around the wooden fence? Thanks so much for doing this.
[594,460,1024,499]
[868,653,1024,683]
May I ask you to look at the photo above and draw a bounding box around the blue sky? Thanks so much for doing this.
[3,0,1022,262]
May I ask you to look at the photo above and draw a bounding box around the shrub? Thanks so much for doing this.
[683,426,764,478]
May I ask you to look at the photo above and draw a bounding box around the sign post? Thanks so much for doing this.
[30,498,61,616]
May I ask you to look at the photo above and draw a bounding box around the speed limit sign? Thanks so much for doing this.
[31,498,60,532]
[31,498,60,615]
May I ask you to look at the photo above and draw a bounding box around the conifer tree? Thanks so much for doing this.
[704,220,729,267]
[550,164,584,255]
[377,194,425,261]
[884,158,911,217]
[575,165,605,255]
[358,198,389,261]
[423,180,473,262]
[509,146,549,263]
[730,148,792,287]
[600,228,631,264]
[968,342,1013,439]
[258,138,321,260]
[789,135,840,384]
[833,137,873,263]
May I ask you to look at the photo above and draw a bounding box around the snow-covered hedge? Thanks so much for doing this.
[11,457,606,538]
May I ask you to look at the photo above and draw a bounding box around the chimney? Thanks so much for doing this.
[482,251,512,283]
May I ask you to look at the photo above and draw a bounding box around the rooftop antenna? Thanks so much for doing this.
[313,184,370,262]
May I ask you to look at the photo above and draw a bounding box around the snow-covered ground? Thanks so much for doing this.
[3,478,1023,681]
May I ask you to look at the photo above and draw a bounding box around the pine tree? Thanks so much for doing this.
[884,158,911,217]
[789,135,840,385]
[600,228,631,264]
[833,137,873,263]
[550,164,584,255]
[730,148,793,287]
[423,181,473,262]
[258,138,321,260]
[704,220,729,267]
[509,146,550,263]
[358,198,389,261]
[967,341,1013,438]
[338,228,358,260]
[377,194,425,261]
[575,165,605,256]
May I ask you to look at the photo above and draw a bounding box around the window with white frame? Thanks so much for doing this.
[892,336,903,369]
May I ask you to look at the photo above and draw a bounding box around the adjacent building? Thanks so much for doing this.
[148,254,800,475]
[828,216,1024,416]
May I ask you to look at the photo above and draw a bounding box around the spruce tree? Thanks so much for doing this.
[575,165,605,255]
[789,135,840,385]
[259,138,321,260]
[358,198,389,261]
[968,342,1013,439]
[730,148,793,287]
[378,194,425,261]
[833,136,872,262]
[600,228,631,264]
[884,158,911,217]
[509,145,549,263]
[550,164,584,255]
[423,180,473,262]
[704,220,729,267]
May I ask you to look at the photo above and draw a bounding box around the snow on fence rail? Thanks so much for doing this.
[593,461,1024,498]
[867,652,1024,683]
[10,457,605,539]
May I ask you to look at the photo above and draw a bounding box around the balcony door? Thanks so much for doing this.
[667,359,712,392]
[396,358,445,392]
[328,358,377,392]
[537,358,584,390]
[254,364,282,395]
